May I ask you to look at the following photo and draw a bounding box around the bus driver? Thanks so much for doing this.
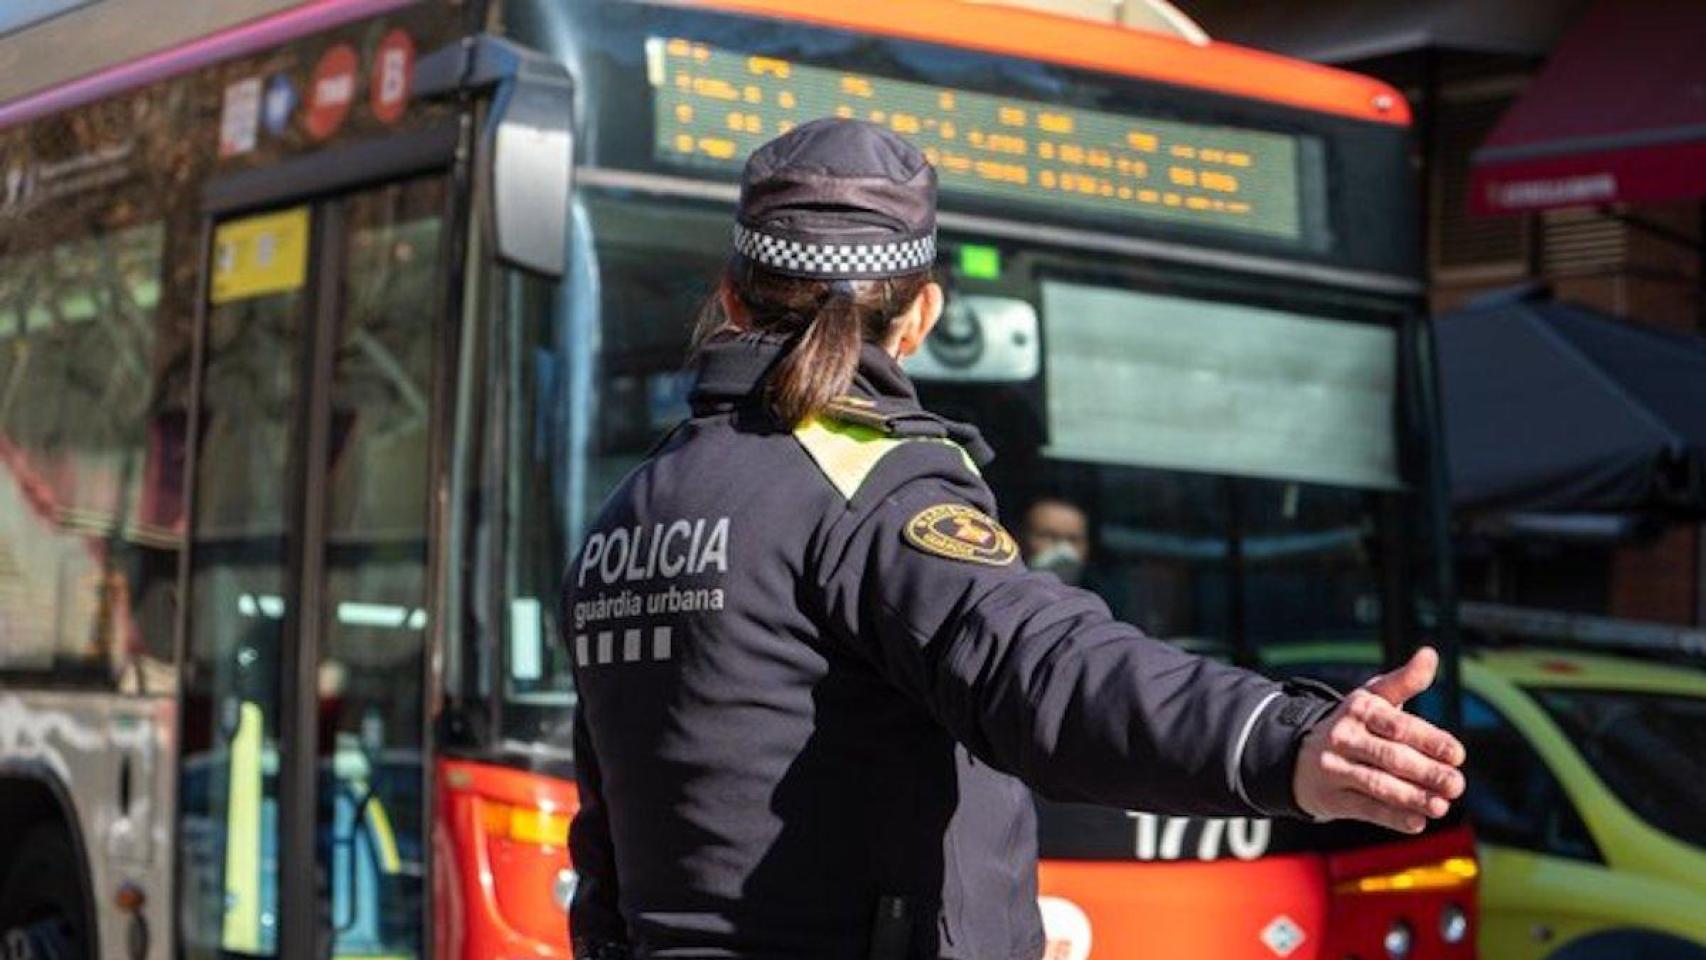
[560,119,1466,960]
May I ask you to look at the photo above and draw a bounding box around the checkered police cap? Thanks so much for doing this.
[732,224,936,278]
[734,118,938,281]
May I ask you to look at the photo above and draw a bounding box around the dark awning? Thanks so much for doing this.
[1469,0,1706,215]
[1436,285,1706,516]
[1189,0,1586,65]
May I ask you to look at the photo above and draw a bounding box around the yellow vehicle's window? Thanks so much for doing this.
[1533,687,1706,851]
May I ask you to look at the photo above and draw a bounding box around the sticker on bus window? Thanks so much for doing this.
[307,43,358,140]
[211,207,309,304]
[262,72,297,137]
[218,77,261,157]
[371,29,415,124]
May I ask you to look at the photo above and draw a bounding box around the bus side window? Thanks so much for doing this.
[0,219,180,682]
[1459,693,1600,863]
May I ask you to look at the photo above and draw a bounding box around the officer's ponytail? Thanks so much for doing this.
[694,263,932,427]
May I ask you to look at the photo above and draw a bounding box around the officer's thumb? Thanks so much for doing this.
[1363,646,1438,706]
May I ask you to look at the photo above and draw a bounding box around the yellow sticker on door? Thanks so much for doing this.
[211,206,309,304]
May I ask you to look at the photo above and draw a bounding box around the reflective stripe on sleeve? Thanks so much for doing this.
[1228,689,1283,813]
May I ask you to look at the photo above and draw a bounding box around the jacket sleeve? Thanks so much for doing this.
[811,448,1338,818]
[568,700,629,958]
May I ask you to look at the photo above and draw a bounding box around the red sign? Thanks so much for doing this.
[371,29,415,125]
[306,44,358,140]
[1470,140,1706,217]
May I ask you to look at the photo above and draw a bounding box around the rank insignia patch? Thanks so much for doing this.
[904,504,1017,566]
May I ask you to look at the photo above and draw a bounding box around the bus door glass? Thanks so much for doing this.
[180,175,444,960]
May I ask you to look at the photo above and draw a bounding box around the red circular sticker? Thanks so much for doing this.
[306,44,358,140]
[370,29,415,125]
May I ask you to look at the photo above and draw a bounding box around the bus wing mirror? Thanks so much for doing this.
[487,67,574,278]
[416,36,574,280]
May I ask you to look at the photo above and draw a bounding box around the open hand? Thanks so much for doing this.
[1293,647,1467,834]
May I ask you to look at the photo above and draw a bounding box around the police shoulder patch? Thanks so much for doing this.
[904,504,1017,566]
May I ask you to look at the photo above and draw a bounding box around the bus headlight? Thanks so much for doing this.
[1440,903,1469,944]
[1383,920,1412,960]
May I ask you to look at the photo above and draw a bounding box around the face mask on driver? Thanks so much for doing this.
[1028,541,1085,587]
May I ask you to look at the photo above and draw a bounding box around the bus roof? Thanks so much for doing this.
[0,0,1411,135]
[0,0,411,132]
[675,0,1412,126]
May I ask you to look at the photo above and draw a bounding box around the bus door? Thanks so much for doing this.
[178,173,447,960]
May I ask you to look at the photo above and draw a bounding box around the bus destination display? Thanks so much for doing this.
[648,37,1307,243]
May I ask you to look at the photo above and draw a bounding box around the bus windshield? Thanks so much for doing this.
[498,189,1426,742]
[491,0,1437,788]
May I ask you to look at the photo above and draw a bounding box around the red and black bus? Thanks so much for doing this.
[0,1,1472,958]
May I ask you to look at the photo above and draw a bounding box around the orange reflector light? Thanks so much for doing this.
[481,800,571,847]
[115,882,146,912]
[1335,856,1479,895]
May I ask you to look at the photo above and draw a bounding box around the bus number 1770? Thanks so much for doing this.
[1125,812,1273,861]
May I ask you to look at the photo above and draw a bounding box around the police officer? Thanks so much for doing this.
[562,119,1465,960]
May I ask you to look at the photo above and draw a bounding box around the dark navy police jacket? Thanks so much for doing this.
[562,335,1337,960]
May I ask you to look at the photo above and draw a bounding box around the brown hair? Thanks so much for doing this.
[693,261,932,427]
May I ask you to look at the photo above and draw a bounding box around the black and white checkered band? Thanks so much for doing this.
[733,223,936,279]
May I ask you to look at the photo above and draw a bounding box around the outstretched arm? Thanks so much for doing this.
[815,459,1463,827]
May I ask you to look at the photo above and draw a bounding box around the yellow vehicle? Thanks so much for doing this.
[1269,641,1706,960]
